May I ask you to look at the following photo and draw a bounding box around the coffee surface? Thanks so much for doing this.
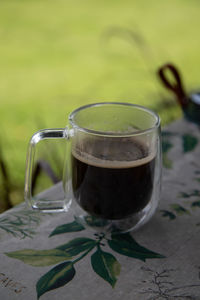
[72,138,155,220]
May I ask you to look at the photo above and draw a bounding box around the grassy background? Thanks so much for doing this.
[0,0,200,207]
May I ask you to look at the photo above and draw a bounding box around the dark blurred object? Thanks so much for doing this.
[0,146,12,212]
[32,159,60,193]
[158,63,200,125]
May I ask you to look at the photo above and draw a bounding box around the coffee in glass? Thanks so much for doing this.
[72,138,155,220]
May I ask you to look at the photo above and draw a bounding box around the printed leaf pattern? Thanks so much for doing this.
[162,139,173,169]
[162,139,173,153]
[56,237,97,256]
[0,210,42,238]
[162,187,200,221]
[191,201,200,208]
[170,204,190,216]
[160,210,176,220]
[161,131,198,169]
[179,190,200,198]
[161,131,178,169]
[182,134,198,153]
[5,248,71,266]
[163,153,173,169]
[36,261,75,299]
[84,215,109,227]
[108,233,165,261]
[49,220,84,237]
[5,227,165,299]
[91,247,120,287]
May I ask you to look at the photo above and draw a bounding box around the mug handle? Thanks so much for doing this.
[24,128,70,212]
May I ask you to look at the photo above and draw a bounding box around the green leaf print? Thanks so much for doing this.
[170,204,190,215]
[179,190,200,198]
[0,210,42,239]
[91,247,120,287]
[108,233,165,261]
[56,237,97,256]
[195,171,200,182]
[182,134,198,153]
[5,221,165,298]
[163,153,173,169]
[49,221,84,237]
[162,139,173,153]
[191,200,200,208]
[36,261,75,299]
[5,248,71,266]
[84,215,109,227]
[160,210,176,220]
[161,138,173,169]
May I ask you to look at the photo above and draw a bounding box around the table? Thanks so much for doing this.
[0,118,200,300]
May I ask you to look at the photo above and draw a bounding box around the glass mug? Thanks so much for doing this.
[25,102,161,233]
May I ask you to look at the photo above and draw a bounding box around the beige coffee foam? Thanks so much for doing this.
[72,149,156,169]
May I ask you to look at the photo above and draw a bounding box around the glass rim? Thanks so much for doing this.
[68,102,160,137]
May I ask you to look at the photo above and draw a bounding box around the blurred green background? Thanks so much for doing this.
[0,0,200,210]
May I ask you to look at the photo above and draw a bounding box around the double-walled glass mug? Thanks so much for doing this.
[25,102,162,233]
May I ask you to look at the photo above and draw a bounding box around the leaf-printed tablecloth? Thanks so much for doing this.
[0,118,200,300]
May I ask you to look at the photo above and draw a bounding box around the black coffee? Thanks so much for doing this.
[72,139,155,220]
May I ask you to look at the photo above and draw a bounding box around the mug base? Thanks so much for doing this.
[73,201,155,234]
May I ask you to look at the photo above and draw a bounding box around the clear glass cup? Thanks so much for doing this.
[25,102,161,233]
